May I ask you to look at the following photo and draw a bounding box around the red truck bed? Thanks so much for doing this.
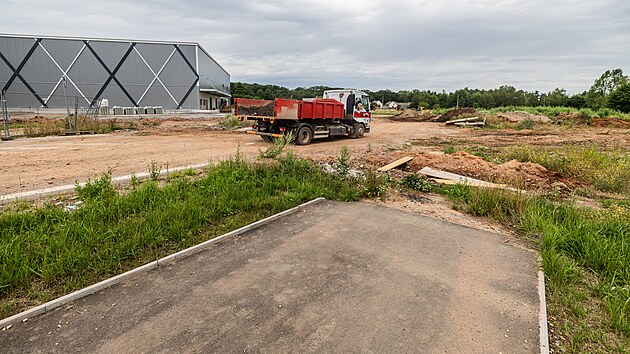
[235,98,344,120]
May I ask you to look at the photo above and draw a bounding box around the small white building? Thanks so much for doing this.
[385,101,398,109]
[385,101,411,110]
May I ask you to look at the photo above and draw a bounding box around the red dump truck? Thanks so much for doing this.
[234,89,371,145]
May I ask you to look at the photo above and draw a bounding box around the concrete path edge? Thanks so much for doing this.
[538,270,550,354]
[0,197,326,329]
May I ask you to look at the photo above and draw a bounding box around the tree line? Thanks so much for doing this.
[231,68,630,113]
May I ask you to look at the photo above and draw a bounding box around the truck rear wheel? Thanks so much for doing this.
[296,125,313,145]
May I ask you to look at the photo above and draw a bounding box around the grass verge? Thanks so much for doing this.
[10,116,136,137]
[500,144,630,195]
[0,154,359,319]
[440,185,629,352]
[479,106,630,121]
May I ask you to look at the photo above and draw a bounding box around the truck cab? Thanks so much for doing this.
[322,89,371,133]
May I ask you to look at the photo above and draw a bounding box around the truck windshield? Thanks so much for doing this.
[361,96,370,111]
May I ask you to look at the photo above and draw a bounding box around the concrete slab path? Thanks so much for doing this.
[2,201,539,353]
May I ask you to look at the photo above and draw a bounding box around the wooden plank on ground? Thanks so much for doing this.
[445,116,480,125]
[377,156,414,172]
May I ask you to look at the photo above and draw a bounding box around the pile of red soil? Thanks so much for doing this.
[591,118,630,128]
[365,150,570,191]
[432,108,477,122]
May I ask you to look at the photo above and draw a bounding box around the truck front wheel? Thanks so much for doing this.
[295,125,313,145]
[356,124,365,138]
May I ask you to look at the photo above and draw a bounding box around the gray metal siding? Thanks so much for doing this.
[198,50,230,96]
[0,35,228,110]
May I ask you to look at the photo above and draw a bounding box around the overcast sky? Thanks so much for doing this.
[2,0,629,93]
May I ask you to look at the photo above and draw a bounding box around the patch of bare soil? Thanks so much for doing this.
[387,109,438,122]
[497,111,550,123]
[591,118,630,128]
[555,111,585,124]
[364,191,510,234]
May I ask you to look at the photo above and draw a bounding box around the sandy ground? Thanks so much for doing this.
[1,115,629,195]
[1,201,539,353]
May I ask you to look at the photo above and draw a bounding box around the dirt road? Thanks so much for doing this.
[1,201,540,353]
[1,116,627,195]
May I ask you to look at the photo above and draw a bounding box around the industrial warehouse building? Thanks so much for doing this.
[0,34,230,111]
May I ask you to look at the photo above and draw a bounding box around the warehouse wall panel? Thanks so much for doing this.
[0,35,229,110]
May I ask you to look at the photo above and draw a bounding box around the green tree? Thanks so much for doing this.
[567,92,587,108]
[542,88,569,106]
[587,68,629,109]
[608,84,630,113]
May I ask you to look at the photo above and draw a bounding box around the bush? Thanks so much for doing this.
[258,131,293,159]
[361,170,388,199]
[75,173,116,201]
[401,174,433,192]
[218,115,241,130]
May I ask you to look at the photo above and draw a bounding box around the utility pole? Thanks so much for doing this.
[62,77,72,131]
[1,90,9,139]
[74,96,78,131]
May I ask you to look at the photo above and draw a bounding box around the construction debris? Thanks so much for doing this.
[445,116,486,127]
[377,156,414,172]
[419,167,523,192]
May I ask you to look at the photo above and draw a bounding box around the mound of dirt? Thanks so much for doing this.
[432,107,476,122]
[591,118,630,128]
[497,111,550,123]
[365,150,568,191]
[555,111,584,124]
[388,109,438,122]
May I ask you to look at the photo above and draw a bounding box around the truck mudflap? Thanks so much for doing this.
[246,130,284,139]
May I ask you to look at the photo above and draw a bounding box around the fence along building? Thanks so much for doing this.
[0,34,230,111]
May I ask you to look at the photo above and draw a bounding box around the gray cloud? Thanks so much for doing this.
[2,0,629,93]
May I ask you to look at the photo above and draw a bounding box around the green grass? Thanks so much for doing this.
[8,117,134,137]
[480,106,630,122]
[218,115,242,130]
[0,154,359,319]
[430,108,451,115]
[441,185,630,352]
[372,109,400,116]
[500,144,630,195]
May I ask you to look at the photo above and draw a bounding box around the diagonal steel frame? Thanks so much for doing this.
[134,47,178,105]
[85,41,138,108]
[174,45,200,109]
[39,43,91,105]
[0,38,47,107]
